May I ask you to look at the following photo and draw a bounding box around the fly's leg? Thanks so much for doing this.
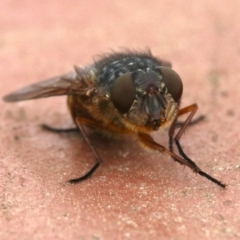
[169,104,204,152]
[168,104,199,154]
[175,115,205,129]
[41,124,78,133]
[167,103,226,187]
[138,132,226,188]
[68,117,105,184]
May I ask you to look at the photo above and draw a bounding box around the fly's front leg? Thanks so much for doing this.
[168,104,199,152]
[168,117,178,153]
[139,132,201,170]
[138,132,225,188]
[168,104,200,166]
[168,104,199,155]
[166,104,225,188]
[174,115,205,129]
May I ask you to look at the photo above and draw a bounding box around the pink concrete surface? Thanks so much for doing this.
[1,0,240,239]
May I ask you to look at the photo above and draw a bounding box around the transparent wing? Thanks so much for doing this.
[3,66,93,102]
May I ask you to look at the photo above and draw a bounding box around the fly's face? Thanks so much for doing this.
[109,66,183,131]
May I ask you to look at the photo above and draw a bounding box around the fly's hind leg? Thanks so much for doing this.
[41,124,78,133]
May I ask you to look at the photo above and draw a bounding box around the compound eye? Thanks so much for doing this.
[159,67,183,102]
[110,73,136,114]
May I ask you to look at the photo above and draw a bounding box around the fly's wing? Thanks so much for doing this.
[3,66,94,102]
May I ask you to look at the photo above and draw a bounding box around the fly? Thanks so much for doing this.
[3,50,226,188]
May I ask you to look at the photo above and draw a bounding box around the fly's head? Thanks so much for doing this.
[110,66,183,131]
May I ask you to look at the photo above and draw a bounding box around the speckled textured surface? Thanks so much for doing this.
[1,1,240,239]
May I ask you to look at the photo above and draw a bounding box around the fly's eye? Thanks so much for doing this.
[110,73,136,114]
[159,67,183,102]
